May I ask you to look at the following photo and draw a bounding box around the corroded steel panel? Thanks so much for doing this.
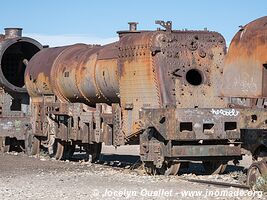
[51,44,90,102]
[221,16,267,98]
[172,145,241,157]
[151,31,226,108]
[25,45,81,98]
[118,32,161,137]
[140,107,240,141]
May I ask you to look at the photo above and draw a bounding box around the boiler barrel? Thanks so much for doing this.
[0,28,42,93]
[25,43,120,106]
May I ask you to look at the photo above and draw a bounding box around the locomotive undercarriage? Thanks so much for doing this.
[139,107,242,175]
[31,96,107,161]
[21,96,244,175]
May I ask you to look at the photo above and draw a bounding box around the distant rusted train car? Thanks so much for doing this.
[0,28,42,153]
[221,16,267,187]
[19,21,242,175]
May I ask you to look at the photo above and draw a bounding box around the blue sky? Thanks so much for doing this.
[1,0,266,46]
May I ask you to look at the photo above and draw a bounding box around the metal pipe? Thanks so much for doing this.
[128,22,138,31]
[4,28,22,39]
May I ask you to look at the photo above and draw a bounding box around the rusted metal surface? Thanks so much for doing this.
[237,109,267,157]
[118,31,162,138]
[22,21,246,173]
[4,28,22,39]
[0,89,33,140]
[173,32,226,108]
[140,107,240,141]
[26,43,120,106]
[220,16,267,163]
[136,23,242,170]
[172,145,241,157]
[247,160,267,190]
[119,28,227,140]
[241,129,267,156]
[0,28,42,93]
[221,16,267,98]
[25,45,72,97]
[151,30,226,108]
[0,29,42,145]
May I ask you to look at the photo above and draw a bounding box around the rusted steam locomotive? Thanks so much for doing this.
[221,16,267,187]
[0,17,266,181]
[0,28,42,153]
[1,20,241,175]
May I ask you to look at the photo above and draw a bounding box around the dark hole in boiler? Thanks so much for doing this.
[186,69,203,86]
[224,122,237,131]
[1,42,40,87]
[263,64,267,70]
[180,122,193,132]
[251,114,257,122]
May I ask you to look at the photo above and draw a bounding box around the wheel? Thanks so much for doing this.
[85,143,102,163]
[202,161,227,175]
[247,161,267,190]
[0,137,10,153]
[50,139,75,160]
[24,131,40,156]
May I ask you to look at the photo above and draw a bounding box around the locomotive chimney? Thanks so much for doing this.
[128,22,138,31]
[4,28,22,39]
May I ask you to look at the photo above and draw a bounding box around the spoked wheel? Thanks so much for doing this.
[202,161,227,175]
[247,161,267,190]
[144,161,181,176]
[50,139,75,160]
[85,143,102,163]
[0,137,10,153]
[24,131,40,156]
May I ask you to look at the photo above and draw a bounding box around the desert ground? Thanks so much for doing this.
[0,145,265,200]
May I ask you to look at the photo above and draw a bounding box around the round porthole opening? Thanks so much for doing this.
[186,69,203,86]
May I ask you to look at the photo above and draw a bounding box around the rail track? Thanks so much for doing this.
[179,177,249,190]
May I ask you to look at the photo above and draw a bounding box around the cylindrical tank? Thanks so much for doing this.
[221,16,267,98]
[25,42,120,106]
[0,28,42,93]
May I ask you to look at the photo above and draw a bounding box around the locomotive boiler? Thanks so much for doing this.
[23,21,242,174]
